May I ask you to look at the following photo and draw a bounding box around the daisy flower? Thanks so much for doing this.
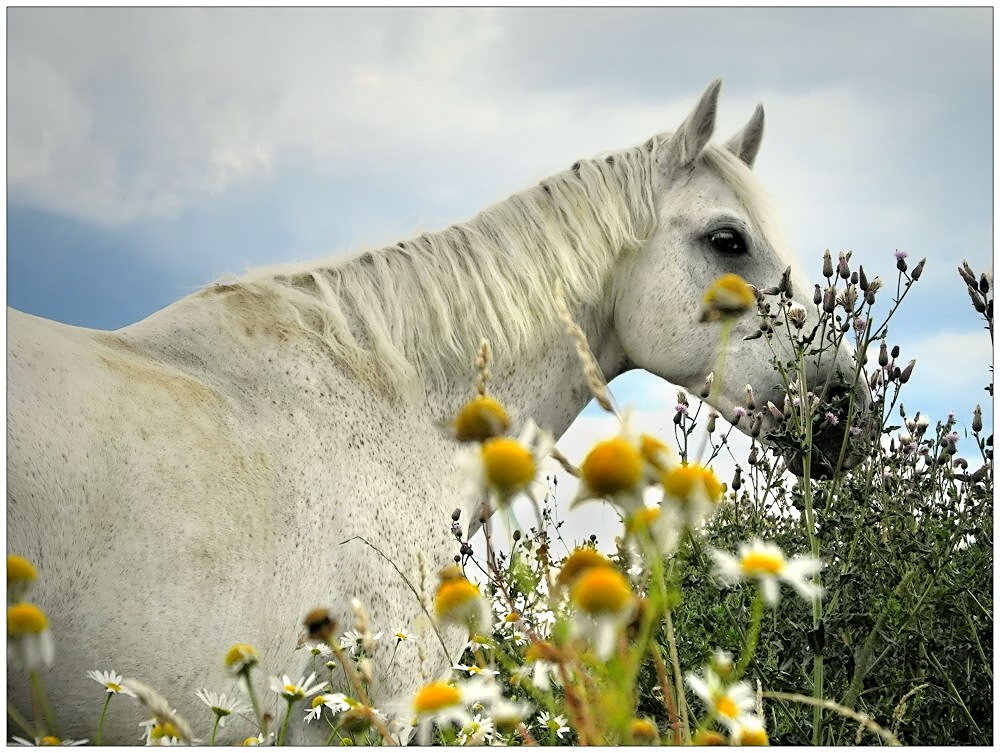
[571,415,647,511]
[88,669,136,697]
[452,663,499,678]
[410,681,472,745]
[457,420,553,507]
[223,643,259,674]
[710,540,823,606]
[660,462,725,532]
[567,565,636,660]
[452,394,511,442]
[269,672,329,702]
[7,602,54,670]
[537,711,571,740]
[393,628,417,644]
[195,688,253,726]
[731,714,769,745]
[138,718,184,746]
[458,714,495,745]
[304,692,352,723]
[701,273,756,322]
[686,668,755,733]
[10,736,88,746]
[7,555,38,602]
[434,568,489,630]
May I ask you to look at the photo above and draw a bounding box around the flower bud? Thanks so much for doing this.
[699,372,714,399]
[822,286,836,314]
[744,385,756,410]
[838,251,852,280]
[899,359,916,384]
[859,265,869,291]
[980,272,990,294]
[891,345,900,359]
[878,342,889,368]
[813,284,823,306]
[895,249,908,272]
[973,404,983,433]
[822,249,833,279]
[958,261,978,288]
[911,258,926,281]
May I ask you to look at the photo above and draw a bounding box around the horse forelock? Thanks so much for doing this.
[222,143,659,394]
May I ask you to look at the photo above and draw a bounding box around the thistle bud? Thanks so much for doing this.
[891,345,900,359]
[750,414,762,438]
[899,359,916,384]
[813,284,823,306]
[967,285,986,313]
[895,249,908,272]
[838,251,851,280]
[859,265,869,291]
[744,385,756,411]
[850,271,859,285]
[979,272,990,294]
[865,289,876,306]
[731,467,742,491]
[878,342,889,368]
[451,508,461,522]
[766,401,783,421]
[706,412,718,434]
[958,261,978,288]
[911,257,926,281]
[748,445,759,466]
[869,369,881,390]
[822,249,833,279]
[779,266,792,299]
[822,286,836,314]
[699,373,714,399]
[973,404,983,433]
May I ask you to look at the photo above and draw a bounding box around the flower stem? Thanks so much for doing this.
[276,698,293,746]
[28,669,57,738]
[95,693,112,746]
[210,715,221,746]
[240,668,268,739]
[734,591,765,680]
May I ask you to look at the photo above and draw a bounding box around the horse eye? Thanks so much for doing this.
[707,228,749,256]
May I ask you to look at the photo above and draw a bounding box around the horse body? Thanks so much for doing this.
[7,81,869,743]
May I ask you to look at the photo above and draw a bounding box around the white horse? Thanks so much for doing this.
[7,80,869,743]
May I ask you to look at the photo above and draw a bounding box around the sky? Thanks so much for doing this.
[6,6,994,552]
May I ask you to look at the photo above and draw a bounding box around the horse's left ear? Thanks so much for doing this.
[659,79,721,171]
[724,104,765,168]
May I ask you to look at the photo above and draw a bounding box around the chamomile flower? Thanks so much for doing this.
[458,420,553,506]
[458,714,495,745]
[731,714,769,745]
[453,395,511,442]
[434,568,489,630]
[223,643,259,674]
[522,642,564,692]
[411,681,471,745]
[701,273,757,322]
[392,628,416,644]
[304,692,352,723]
[568,565,636,660]
[88,669,136,697]
[7,555,38,602]
[710,540,823,606]
[660,462,725,531]
[686,668,755,733]
[269,672,329,702]
[556,546,614,588]
[452,663,499,678]
[11,736,88,746]
[139,718,183,746]
[486,696,534,732]
[194,688,252,727]
[7,602,54,669]
[537,711,571,740]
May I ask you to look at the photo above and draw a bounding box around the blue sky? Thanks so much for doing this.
[6,7,993,546]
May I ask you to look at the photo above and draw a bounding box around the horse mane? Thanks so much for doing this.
[215,137,783,396]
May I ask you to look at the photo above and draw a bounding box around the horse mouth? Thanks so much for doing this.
[779,414,873,480]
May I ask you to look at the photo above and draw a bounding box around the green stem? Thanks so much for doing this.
[94,693,112,746]
[6,700,36,738]
[240,667,268,739]
[28,669,57,739]
[276,697,294,746]
[210,714,222,746]
[733,591,765,680]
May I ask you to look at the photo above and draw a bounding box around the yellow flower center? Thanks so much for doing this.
[224,642,258,669]
[242,737,261,746]
[716,695,739,719]
[311,695,327,708]
[434,577,482,620]
[505,611,521,622]
[625,506,661,535]
[107,682,123,693]
[413,681,461,714]
[662,464,723,504]
[7,555,38,585]
[740,550,786,576]
[283,683,302,698]
[557,547,612,587]
[7,603,48,635]
[39,736,61,746]
[640,435,675,472]
[481,438,535,494]
[570,566,633,615]
[739,725,770,746]
[693,730,728,745]
[151,722,180,740]
[453,396,511,442]
[629,718,659,742]
[702,273,756,320]
[581,437,643,495]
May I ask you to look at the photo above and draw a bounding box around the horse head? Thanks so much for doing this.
[612,80,874,478]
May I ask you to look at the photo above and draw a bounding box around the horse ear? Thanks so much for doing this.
[725,104,765,168]
[660,79,721,171]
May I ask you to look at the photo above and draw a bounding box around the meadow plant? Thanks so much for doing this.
[6,252,991,745]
